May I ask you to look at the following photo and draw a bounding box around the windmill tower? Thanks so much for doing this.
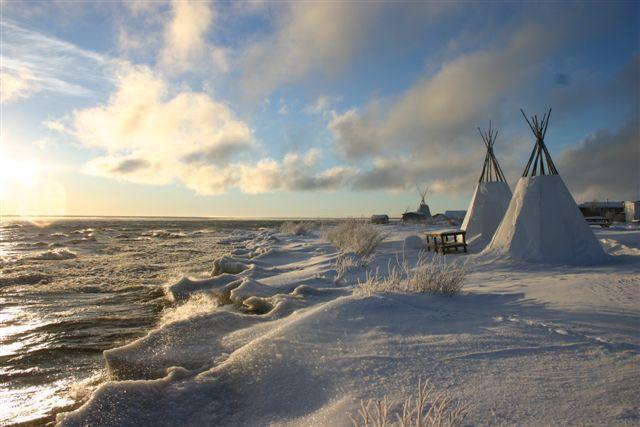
[461,122,512,244]
[483,109,606,264]
[417,186,432,217]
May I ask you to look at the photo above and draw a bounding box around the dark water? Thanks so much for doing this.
[0,217,281,426]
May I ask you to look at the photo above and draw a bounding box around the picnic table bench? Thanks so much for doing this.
[425,229,467,254]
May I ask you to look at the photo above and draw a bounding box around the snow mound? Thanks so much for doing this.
[211,256,251,276]
[461,181,512,245]
[403,235,425,250]
[483,175,607,264]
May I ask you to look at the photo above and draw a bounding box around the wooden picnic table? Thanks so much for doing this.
[425,229,467,254]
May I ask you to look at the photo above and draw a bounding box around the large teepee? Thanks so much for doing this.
[461,122,512,244]
[484,109,606,264]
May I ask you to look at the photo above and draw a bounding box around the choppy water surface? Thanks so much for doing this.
[0,217,278,426]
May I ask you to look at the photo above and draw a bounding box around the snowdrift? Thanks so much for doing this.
[56,223,640,426]
[484,175,607,264]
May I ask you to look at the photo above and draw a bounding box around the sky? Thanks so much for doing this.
[0,1,638,218]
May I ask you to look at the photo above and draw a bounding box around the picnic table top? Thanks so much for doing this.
[425,229,465,236]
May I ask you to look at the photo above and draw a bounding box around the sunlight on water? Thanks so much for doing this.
[1,380,76,425]
[0,217,274,425]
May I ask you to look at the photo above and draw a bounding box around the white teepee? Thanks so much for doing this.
[483,109,606,264]
[461,122,512,243]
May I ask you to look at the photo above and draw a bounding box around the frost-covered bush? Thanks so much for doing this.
[324,219,387,257]
[348,379,469,427]
[409,253,466,296]
[279,221,316,236]
[353,265,403,296]
[334,253,357,285]
[354,254,465,297]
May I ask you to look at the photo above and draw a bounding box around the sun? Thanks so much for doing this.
[0,155,66,220]
[0,156,42,196]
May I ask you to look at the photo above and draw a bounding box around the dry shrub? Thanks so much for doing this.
[334,253,360,285]
[324,219,387,258]
[409,253,466,296]
[354,254,465,297]
[353,264,403,296]
[348,379,469,427]
[279,221,316,236]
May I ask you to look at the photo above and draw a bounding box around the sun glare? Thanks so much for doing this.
[0,157,42,196]
[0,155,66,222]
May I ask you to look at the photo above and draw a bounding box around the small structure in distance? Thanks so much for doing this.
[370,214,390,224]
[402,186,432,223]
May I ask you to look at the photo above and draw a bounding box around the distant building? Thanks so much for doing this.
[578,201,624,221]
[624,201,640,223]
[578,201,639,223]
[444,210,466,220]
[370,214,389,224]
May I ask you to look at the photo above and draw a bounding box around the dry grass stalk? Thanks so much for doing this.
[349,379,469,427]
[354,254,465,297]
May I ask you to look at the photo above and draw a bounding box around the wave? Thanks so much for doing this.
[30,248,77,261]
[0,273,50,287]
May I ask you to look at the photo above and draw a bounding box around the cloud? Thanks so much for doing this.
[303,148,322,167]
[305,96,330,115]
[304,95,342,116]
[237,2,383,100]
[115,1,226,74]
[0,20,116,102]
[110,158,151,174]
[277,98,288,115]
[558,118,639,202]
[327,24,555,194]
[236,2,457,100]
[1,69,38,103]
[159,156,355,196]
[211,46,230,74]
[62,65,353,195]
[159,0,214,72]
[66,65,253,189]
[236,156,355,194]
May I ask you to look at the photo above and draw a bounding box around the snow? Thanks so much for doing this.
[461,181,512,246]
[403,234,425,250]
[57,223,640,426]
[484,175,607,264]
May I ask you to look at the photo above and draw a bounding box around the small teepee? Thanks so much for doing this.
[484,109,606,264]
[417,186,432,217]
[461,122,512,244]
[402,186,432,222]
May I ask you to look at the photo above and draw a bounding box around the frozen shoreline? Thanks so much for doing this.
[57,224,640,426]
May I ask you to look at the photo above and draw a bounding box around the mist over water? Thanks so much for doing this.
[0,218,279,426]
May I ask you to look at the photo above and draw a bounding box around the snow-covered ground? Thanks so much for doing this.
[57,224,640,426]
